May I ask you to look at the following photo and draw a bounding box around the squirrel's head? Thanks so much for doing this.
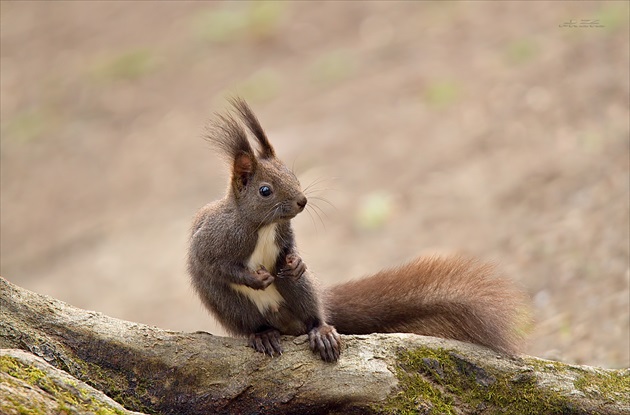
[207,97,307,226]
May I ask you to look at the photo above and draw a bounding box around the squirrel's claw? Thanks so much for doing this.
[278,254,307,280]
[252,267,275,290]
[249,329,283,357]
[309,325,341,362]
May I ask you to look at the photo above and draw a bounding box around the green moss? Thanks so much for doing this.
[526,356,630,406]
[526,358,566,373]
[0,356,127,415]
[574,370,630,404]
[77,360,141,412]
[378,347,575,415]
[68,352,163,415]
[377,348,454,414]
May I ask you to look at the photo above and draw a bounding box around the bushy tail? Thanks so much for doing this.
[324,255,530,355]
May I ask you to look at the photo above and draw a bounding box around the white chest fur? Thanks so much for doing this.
[231,223,284,313]
[246,223,280,273]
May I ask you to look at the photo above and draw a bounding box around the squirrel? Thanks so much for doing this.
[187,97,529,363]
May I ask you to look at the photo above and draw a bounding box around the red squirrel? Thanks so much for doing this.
[187,97,529,362]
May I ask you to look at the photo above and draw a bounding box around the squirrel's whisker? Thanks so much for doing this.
[306,205,326,231]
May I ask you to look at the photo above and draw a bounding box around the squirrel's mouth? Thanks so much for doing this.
[279,201,306,219]
[264,199,307,224]
[274,210,302,222]
[277,211,300,220]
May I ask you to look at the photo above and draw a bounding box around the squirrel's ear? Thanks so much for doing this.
[230,96,276,159]
[206,111,257,191]
[232,151,256,191]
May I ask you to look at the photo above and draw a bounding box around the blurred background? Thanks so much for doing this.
[1,1,628,368]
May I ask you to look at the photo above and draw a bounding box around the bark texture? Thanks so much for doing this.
[1,276,628,415]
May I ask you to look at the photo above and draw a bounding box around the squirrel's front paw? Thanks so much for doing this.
[250,267,275,290]
[278,254,307,281]
[309,325,341,363]
[249,329,283,357]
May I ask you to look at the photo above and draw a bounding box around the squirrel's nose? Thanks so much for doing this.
[297,196,307,210]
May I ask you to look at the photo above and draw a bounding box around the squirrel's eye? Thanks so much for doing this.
[259,185,272,197]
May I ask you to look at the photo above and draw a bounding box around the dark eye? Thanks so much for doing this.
[259,185,273,197]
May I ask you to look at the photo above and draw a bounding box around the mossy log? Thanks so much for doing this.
[1,277,628,415]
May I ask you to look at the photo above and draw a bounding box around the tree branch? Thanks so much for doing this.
[1,277,628,415]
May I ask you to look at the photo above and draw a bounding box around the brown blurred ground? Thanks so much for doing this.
[1,1,628,368]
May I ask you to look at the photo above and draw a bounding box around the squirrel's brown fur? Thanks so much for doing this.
[326,255,528,355]
[189,97,529,362]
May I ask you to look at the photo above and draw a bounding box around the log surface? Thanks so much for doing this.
[1,277,628,415]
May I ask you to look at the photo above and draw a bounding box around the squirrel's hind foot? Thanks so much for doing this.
[249,328,283,357]
[309,325,341,363]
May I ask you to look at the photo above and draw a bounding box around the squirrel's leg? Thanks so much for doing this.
[248,327,283,356]
[308,321,341,362]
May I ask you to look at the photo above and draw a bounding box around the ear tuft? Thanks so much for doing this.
[205,110,258,193]
[229,96,276,159]
[205,112,253,161]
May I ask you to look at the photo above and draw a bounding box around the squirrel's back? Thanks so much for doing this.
[324,255,529,355]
